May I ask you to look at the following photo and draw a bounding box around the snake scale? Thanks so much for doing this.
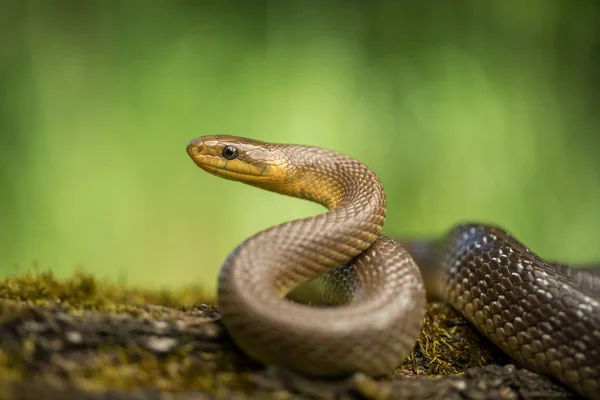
[186,135,600,399]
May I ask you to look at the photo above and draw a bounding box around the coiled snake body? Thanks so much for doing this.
[186,135,600,399]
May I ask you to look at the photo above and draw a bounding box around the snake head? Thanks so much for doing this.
[186,135,289,190]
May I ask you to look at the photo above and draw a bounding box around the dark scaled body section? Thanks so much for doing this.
[439,224,600,399]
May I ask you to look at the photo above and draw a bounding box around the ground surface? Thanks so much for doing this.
[0,272,579,399]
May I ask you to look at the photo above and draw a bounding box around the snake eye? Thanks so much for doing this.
[222,145,239,160]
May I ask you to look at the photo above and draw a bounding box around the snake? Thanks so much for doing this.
[186,135,600,399]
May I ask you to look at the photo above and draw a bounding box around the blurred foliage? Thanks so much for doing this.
[0,1,599,293]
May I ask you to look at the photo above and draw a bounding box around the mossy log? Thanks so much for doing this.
[0,272,577,399]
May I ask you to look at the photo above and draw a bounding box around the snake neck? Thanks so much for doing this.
[218,146,387,298]
[241,144,380,210]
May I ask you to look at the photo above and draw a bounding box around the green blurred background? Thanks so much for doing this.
[1,1,599,294]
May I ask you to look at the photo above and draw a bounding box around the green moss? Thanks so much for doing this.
[0,270,212,310]
[62,346,249,394]
[0,271,273,398]
[398,303,502,376]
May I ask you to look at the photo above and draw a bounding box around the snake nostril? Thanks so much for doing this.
[186,140,199,157]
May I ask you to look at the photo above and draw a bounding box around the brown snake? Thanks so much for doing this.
[186,135,600,399]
